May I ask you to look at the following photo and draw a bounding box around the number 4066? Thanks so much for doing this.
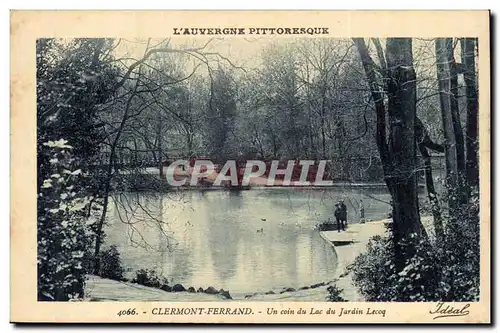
[117,308,137,316]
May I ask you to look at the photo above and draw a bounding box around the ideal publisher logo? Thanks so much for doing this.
[166,159,335,187]
[429,303,471,320]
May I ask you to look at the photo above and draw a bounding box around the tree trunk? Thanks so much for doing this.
[321,82,327,159]
[352,39,390,168]
[435,38,460,216]
[461,38,479,190]
[354,38,422,271]
[187,126,194,158]
[418,143,444,242]
[93,79,140,275]
[132,137,138,167]
[415,116,444,239]
[385,38,422,266]
[157,113,164,179]
[446,38,467,205]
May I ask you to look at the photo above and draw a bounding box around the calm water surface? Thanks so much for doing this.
[104,187,392,295]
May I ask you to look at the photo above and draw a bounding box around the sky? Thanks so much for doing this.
[114,37,283,71]
[112,37,459,72]
[111,37,469,98]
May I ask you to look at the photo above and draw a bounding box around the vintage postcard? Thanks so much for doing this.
[10,10,490,323]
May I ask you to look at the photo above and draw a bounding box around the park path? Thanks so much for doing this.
[320,221,387,301]
[319,216,434,301]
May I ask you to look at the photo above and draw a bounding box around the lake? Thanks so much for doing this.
[104,186,393,296]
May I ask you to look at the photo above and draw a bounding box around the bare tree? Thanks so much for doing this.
[461,38,479,191]
[353,37,422,270]
[446,38,467,205]
[435,38,461,223]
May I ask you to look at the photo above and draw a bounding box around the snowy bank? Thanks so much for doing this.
[84,275,225,302]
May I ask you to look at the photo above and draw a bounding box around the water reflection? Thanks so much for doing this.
[105,187,394,294]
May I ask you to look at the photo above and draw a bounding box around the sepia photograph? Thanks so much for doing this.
[10,10,490,323]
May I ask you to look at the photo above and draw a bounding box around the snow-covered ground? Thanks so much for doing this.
[322,221,387,301]
[84,275,224,302]
[84,274,335,302]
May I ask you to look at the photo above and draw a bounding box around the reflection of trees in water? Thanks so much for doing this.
[106,189,390,290]
[111,192,175,252]
[205,193,243,282]
[278,232,298,284]
[158,192,209,285]
[230,224,301,291]
[107,192,191,279]
[256,188,381,223]
[164,247,194,285]
[295,232,331,284]
[162,191,219,287]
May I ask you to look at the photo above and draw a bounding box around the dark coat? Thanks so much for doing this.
[339,203,347,220]
[334,207,342,219]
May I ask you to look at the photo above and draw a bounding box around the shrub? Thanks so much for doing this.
[37,140,95,301]
[97,245,125,281]
[438,195,480,302]
[347,206,479,302]
[116,172,171,192]
[326,285,346,302]
[131,269,168,288]
[37,39,120,301]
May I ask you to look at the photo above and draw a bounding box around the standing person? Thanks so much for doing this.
[334,204,342,233]
[359,199,365,223]
[339,200,347,230]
